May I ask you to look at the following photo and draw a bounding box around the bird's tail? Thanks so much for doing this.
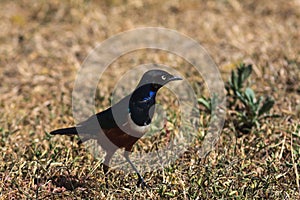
[50,127,78,136]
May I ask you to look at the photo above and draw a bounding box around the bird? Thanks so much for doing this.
[50,69,182,187]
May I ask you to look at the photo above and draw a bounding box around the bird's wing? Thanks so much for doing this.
[78,94,131,131]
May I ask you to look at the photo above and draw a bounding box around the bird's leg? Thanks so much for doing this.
[124,151,148,188]
[103,164,109,174]
[103,151,114,188]
[103,151,114,174]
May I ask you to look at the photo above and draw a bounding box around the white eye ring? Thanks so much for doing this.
[161,75,166,80]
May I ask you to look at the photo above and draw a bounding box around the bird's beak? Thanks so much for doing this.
[169,76,182,81]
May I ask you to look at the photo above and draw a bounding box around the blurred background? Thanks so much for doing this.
[0,0,299,199]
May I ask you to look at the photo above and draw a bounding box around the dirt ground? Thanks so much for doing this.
[0,0,299,199]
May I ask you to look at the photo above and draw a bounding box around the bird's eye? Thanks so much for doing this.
[161,75,166,80]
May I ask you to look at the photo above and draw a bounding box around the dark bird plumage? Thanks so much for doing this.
[50,69,182,187]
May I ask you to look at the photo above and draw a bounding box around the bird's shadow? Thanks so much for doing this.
[50,175,86,191]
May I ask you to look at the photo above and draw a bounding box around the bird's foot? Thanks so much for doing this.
[102,164,109,174]
[137,178,149,189]
[105,181,109,189]
[102,163,110,189]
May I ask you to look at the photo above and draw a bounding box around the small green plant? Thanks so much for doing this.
[226,63,252,108]
[198,93,219,113]
[233,87,275,134]
[227,63,252,96]
[199,63,275,135]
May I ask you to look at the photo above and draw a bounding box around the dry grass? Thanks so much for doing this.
[0,0,299,199]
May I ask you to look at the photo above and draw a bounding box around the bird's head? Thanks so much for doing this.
[130,69,182,125]
[137,69,182,91]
